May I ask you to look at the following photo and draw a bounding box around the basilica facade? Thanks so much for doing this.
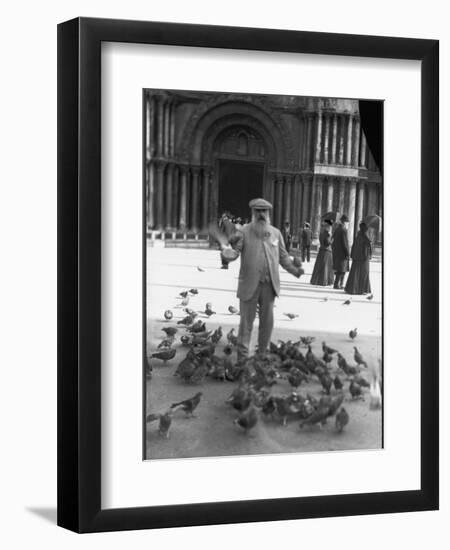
[144,89,382,246]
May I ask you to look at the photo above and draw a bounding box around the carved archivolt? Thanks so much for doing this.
[180,95,296,170]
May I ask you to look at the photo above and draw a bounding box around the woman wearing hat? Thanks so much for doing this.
[310,219,334,286]
[345,222,373,294]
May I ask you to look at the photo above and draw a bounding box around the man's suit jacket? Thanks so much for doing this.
[226,224,299,301]
[331,224,350,272]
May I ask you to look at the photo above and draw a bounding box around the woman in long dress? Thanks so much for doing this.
[310,219,334,286]
[345,222,372,294]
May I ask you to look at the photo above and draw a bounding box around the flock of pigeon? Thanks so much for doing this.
[146,287,382,441]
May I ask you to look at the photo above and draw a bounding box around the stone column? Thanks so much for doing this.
[306,114,313,168]
[311,176,323,241]
[338,177,346,214]
[301,176,312,225]
[301,115,308,169]
[346,115,353,165]
[202,168,210,231]
[164,100,170,157]
[284,175,292,224]
[155,161,166,230]
[315,112,323,163]
[356,180,365,229]
[331,114,338,164]
[352,116,361,167]
[323,113,331,164]
[172,165,179,229]
[367,182,378,215]
[338,115,345,164]
[157,96,164,157]
[208,170,217,224]
[190,167,200,232]
[150,96,157,157]
[267,173,275,207]
[347,178,357,245]
[145,95,151,161]
[359,132,367,167]
[169,101,175,157]
[147,161,155,229]
[179,166,188,230]
[292,174,301,235]
[165,163,174,230]
[275,175,284,229]
[326,178,334,212]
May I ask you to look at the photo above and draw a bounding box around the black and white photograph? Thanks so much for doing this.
[144,89,383,459]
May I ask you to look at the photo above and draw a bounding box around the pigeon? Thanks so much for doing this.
[151,348,176,363]
[179,291,189,298]
[300,406,330,429]
[164,310,173,321]
[322,297,329,302]
[333,374,343,391]
[366,294,374,300]
[174,352,197,380]
[177,315,194,326]
[342,299,352,305]
[349,328,358,340]
[335,407,349,432]
[180,335,192,346]
[228,305,239,315]
[226,386,252,411]
[326,392,345,417]
[162,326,178,337]
[187,320,206,333]
[146,410,172,438]
[211,326,223,344]
[337,353,358,375]
[157,336,174,349]
[223,344,233,356]
[287,367,307,389]
[319,373,333,395]
[170,392,203,417]
[180,296,190,307]
[349,379,363,399]
[234,405,258,434]
[322,342,338,355]
[227,328,238,346]
[323,351,333,365]
[189,288,199,295]
[184,307,198,319]
[354,374,370,388]
[353,346,367,368]
[283,313,299,320]
[299,336,315,347]
[189,361,209,384]
[204,305,216,317]
[197,266,205,272]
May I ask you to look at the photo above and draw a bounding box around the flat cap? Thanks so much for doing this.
[249,198,273,210]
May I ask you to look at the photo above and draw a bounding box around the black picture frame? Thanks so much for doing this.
[57,17,439,533]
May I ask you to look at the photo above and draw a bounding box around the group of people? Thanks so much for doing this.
[310,215,372,295]
[219,198,373,362]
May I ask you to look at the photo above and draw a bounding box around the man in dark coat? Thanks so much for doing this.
[219,214,235,269]
[331,214,350,289]
[221,198,304,360]
[281,220,292,251]
[300,222,312,262]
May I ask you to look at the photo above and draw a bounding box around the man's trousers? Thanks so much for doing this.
[237,281,275,361]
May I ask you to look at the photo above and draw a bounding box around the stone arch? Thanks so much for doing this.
[181,100,291,170]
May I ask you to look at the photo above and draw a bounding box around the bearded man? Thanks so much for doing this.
[221,198,304,361]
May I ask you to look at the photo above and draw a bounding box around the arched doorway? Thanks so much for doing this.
[213,126,266,220]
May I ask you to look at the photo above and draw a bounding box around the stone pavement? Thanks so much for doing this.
[146,244,382,459]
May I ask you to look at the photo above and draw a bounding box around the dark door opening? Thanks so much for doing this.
[217,160,264,221]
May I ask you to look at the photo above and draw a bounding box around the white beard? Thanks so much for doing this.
[249,216,270,239]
